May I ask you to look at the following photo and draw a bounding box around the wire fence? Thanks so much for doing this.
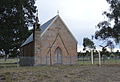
[19,56,77,66]
[0,58,19,68]
[0,55,120,68]
[78,55,120,65]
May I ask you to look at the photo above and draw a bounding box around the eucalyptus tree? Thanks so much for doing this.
[83,38,96,64]
[95,0,120,45]
[83,38,96,50]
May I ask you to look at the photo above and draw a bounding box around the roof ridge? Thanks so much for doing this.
[21,15,57,47]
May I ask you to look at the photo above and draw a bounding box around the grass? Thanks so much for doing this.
[0,58,120,68]
[0,58,120,81]
[78,58,120,65]
[103,59,120,64]
[0,65,95,82]
[0,58,18,64]
[0,65,79,82]
[0,58,19,68]
[0,65,120,82]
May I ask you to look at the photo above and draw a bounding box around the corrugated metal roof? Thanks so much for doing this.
[21,33,33,47]
[21,15,57,47]
[40,16,57,33]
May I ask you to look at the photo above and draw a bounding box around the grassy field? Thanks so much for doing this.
[0,65,120,82]
[0,58,120,68]
[0,58,120,82]
[78,59,120,65]
[0,58,18,64]
[0,58,19,68]
[78,57,120,65]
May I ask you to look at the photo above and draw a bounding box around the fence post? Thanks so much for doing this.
[70,55,71,65]
[46,55,48,65]
[98,50,101,66]
[17,55,19,67]
[91,50,94,64]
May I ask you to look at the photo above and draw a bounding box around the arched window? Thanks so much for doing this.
[55,47,62,64]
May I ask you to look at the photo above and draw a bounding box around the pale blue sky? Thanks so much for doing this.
[35,0,117,51]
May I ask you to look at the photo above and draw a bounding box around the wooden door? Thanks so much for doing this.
[55,47,62,64]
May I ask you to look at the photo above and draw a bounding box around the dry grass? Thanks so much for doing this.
[0,65,120,82]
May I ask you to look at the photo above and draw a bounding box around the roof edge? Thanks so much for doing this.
[40,15,59,37]
[57,15,78,43]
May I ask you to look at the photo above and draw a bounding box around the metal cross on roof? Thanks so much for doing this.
[57,10,59,15]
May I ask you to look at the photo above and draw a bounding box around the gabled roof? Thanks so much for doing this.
[21,33,33,47]
[21,15,77,47]
[40,16,57,33]
[21,15,57,47]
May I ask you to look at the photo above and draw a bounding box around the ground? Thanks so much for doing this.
[0,65,120,82]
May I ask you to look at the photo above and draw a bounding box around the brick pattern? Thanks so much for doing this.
[20,16,77,66]
[34,16,77,65]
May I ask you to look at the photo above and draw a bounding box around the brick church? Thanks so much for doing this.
[20,15,77,66]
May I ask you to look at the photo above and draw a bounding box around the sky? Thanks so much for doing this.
[35,0,117,52]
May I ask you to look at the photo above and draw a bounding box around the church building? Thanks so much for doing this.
[20,15,77,66]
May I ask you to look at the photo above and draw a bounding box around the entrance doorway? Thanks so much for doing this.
[55,47,62,64]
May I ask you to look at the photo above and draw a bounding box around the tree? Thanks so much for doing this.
[107,40,115,52]
[83,38,96,50]
[99,45,109,57]
[83,38,96,64]
[95,0,120,44]
[116,50,120,57]
[0,0,36,56]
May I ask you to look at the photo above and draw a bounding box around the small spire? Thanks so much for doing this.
[57,10,59,15]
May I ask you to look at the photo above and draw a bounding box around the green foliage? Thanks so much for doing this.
[0,0,36,55]
[83,38,95,50]
[95,0,120,44]
[107,40,115,52]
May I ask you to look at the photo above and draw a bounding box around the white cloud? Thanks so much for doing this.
[35,0,117,50]
[59,0,109,21]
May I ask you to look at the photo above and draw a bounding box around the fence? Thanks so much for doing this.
[19,56,77,66]
[0,58,19,68]
[78,55,120,65]
[0,55,120,67]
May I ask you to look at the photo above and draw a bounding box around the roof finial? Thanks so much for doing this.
[57,10,59,15]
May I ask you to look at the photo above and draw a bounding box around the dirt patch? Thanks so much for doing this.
[0,65,120,82]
